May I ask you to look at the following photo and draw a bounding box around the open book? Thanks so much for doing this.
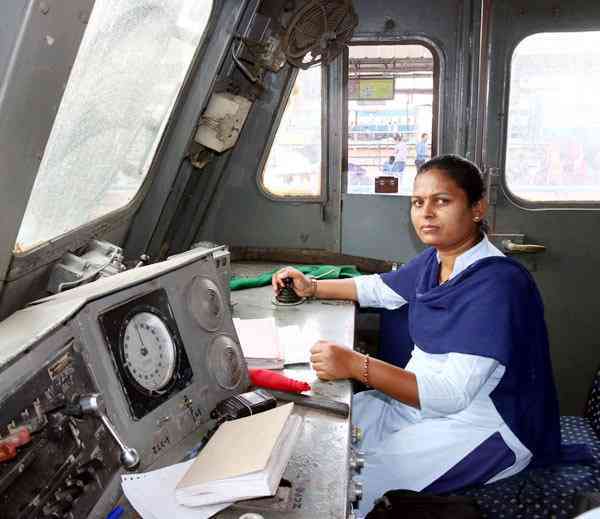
[233,317,317,368]
[175,403,302,507]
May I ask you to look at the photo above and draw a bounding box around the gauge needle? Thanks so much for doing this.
[133,322,146,356]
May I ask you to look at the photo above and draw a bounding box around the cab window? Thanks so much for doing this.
[506,31,600,203]
[259,66,323,198]
[15,0,213,252]
[347,44,435,195]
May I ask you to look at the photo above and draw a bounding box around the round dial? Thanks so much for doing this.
[121,311,177,393]
[187,277,224,331]
[208,335,245,390]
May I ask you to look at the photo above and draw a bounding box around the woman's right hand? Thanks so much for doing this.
[271,266,314,297]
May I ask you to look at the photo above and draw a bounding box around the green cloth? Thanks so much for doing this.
[230,264,362,291]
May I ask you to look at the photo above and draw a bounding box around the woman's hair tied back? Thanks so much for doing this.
[417,154,489,233]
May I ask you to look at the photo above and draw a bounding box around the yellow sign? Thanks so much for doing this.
[348,78,395,100]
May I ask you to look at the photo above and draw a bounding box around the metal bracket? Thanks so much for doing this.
[485,166,500,207]
[484,166,500,232]
[47,240,125,294]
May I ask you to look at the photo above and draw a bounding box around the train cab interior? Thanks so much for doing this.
[2,0,600,518]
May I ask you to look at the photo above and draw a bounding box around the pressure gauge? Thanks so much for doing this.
[121,311,177,393]
[100,289,193,420]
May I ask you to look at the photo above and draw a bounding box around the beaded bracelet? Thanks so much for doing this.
[362,354,370,387]
[310,278,318,298]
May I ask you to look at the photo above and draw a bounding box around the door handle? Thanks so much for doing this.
[501,240,546,254]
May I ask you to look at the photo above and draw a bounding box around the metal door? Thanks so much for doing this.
[481,0,600,414]
[340,0,479,261]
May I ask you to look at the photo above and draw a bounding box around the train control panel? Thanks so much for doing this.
[0,246,247,519]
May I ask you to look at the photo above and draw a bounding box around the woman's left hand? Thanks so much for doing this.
[310,340,358,381]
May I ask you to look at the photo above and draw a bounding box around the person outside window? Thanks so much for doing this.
[393,134,407,173]
[382,156,403,178]
[415,132,430,170]
[272,155,567,515]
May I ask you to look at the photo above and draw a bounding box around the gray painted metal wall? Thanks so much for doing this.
[196,0,479,262]
[125,0,249,259]
[196,63,343,252]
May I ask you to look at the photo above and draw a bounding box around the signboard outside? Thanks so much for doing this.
[348,78,395,100]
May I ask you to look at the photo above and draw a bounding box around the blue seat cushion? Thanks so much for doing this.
[586,370,600,438]
[457,416,600,518]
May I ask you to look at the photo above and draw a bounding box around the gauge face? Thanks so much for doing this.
[208,334,245,390]
[187,277,224,331]
[121,311,177,393]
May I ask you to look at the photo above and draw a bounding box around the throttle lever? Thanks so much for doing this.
[76,394,140,470]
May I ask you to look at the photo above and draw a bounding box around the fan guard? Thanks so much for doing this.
[282,0,358,69]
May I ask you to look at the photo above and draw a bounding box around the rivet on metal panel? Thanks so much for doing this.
[384,18,395,31]
[39,2,49,15]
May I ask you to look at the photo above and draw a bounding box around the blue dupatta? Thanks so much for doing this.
[381,248,562,465]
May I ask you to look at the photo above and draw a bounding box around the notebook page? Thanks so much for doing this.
[121,460,231,519]
[233,317,283,360]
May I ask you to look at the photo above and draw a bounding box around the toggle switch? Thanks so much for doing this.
[55,485,83,502]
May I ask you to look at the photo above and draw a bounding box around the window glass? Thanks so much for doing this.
[347,44,434,195]
[506,32,600,202]
[15,0,213,252]
[261,66,322,198]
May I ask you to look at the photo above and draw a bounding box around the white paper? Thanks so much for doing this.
[279,325,309,365]
[233,317,282,361]
[233,318,321,366]
[121,460,232,519]
[280,323,320,365]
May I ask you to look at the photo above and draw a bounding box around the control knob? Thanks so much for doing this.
[351,425,363,444]
[350,479,362,502]
[349,450,365,472]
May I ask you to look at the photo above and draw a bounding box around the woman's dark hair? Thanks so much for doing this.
[417,154,489,233]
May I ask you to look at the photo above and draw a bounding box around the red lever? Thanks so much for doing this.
[249,368,311,393]
[0,427,32,463]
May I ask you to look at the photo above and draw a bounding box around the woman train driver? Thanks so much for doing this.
[272,155,561,515]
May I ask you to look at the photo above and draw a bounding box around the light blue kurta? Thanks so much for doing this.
[351,237,531,516]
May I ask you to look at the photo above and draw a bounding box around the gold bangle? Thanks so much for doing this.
[362,354,370,387]
[311,278,318,298]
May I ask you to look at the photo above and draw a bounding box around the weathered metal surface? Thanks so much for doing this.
[215,261,355,518]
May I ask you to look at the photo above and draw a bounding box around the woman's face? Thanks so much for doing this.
[411,168,484,251]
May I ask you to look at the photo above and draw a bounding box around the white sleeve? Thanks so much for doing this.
[353,274,407,310]
[415,353,500,418]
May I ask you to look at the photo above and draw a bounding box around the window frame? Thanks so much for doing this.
[501,30,600,210]
[256,65,328,203]
[342,38,442,196]
[12,0,217,259]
